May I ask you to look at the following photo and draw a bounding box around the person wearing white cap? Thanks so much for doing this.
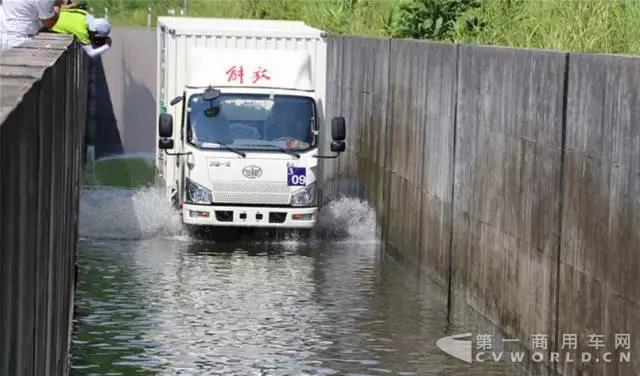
[0,0,62,50]
[50,8,112,58]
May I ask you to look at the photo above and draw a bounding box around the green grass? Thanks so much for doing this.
[83,0,398,37]
[454,0,640,55]
[81,0,640,55]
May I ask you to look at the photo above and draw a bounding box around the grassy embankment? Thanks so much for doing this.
[83,0,397,36]
[457,0,640,55]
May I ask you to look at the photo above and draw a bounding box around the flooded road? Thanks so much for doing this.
[71,188,528,375]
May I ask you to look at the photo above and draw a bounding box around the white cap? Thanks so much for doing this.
[86,15,111,37]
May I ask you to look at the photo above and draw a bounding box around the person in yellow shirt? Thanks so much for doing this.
[50,8,111,58]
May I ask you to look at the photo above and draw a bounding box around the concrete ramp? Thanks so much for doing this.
[90,28,156,158]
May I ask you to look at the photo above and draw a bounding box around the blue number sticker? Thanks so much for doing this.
[287,167,306,186]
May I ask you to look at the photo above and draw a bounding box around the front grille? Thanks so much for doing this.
[211,182,290,205]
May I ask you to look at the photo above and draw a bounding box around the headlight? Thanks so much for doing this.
[185,178,212,204]
[290,183,316,207]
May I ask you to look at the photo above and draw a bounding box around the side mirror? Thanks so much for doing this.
[158,138,174,150]
[159,113,173,138]
[330,141,345,153]
[170,96,183,106]
[331,117,346,141]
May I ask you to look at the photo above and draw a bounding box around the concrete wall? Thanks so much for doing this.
[328,36,640,374]
[325,38,456,289]
[326,37,458,286]
[558,53,640,375]
[323,36,390,204]
[0,34,88,376]
[387,40,457,285]
[91,27,157,157]
[452,45,566,358]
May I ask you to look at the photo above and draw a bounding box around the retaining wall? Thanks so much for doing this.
[327,37,640,375]
[0,34,88,376]
[558,53,640,375]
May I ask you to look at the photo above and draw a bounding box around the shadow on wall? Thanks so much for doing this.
[92,28,157,159]
[94,58,124,158]
[121,51,155,156]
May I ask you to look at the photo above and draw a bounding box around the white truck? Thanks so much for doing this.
[155,18,346,230]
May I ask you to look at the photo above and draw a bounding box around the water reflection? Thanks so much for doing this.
[71,237,528,375]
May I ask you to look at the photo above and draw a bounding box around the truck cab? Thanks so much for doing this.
[155,18,345,229]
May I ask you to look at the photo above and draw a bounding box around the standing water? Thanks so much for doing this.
[72,157,532,375]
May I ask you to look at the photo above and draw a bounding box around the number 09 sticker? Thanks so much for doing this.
[287,167,306,186]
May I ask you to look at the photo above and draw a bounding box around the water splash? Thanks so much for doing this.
[79,188,376,242]
[79,187,185,240]
[315,196,377,241]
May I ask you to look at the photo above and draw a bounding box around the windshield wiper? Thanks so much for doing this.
[210,141,246,158]
[244,143,300,159]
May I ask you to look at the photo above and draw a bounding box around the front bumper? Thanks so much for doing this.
[182,204,317,228]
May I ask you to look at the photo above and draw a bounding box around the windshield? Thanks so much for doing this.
[187,93,316,152]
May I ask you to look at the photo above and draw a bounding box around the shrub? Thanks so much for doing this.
[391,0,481,40]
